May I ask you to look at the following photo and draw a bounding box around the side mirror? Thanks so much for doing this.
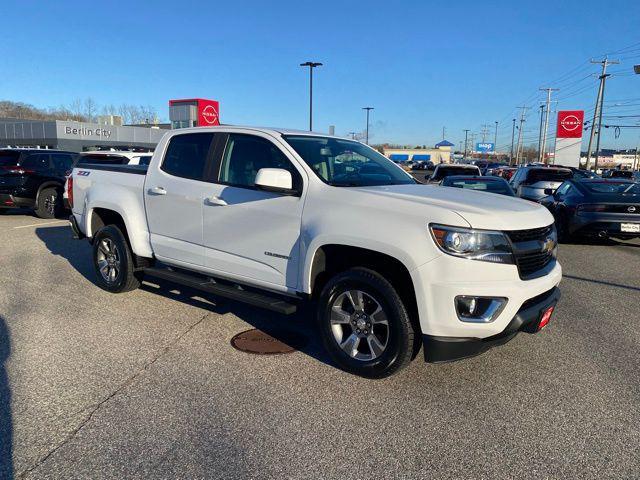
[255,168,297,195]
[544,188,555,195]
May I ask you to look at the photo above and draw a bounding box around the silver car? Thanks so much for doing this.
[509,166,573,201]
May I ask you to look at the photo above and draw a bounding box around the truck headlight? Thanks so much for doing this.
[429,224,514,265]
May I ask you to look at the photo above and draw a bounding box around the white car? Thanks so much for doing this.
[68,126,562,378]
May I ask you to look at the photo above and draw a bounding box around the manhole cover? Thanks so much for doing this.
[231,329,306,355]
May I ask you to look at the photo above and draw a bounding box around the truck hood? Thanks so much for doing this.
[356,184,554,230]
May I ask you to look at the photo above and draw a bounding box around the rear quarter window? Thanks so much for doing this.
[0,151,21,166]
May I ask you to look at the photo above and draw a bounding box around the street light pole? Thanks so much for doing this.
[300,61,323,131]
[362,107,374,144]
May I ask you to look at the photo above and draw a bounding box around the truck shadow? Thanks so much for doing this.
[0,316,14,479]
[35,225,334,371]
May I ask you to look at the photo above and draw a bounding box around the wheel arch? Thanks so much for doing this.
[306,243,420,334]
[35,181,64,204]
[87,205,153,259]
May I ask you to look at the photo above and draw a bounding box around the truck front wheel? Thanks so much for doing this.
[92,225,143,293]
[317,267,414,379]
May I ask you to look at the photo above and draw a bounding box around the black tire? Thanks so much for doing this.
[92,225,143,293]
[317,267,414,379]
[35,187,62,219]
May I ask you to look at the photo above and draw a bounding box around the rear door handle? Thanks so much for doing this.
[205,195,227,206]
[147,186,167,196]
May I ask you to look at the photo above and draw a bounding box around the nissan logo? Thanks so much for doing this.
[560,115,581,132]
[628,206,637,213]
[201,105,218,125]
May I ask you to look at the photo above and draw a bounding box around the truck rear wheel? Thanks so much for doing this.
[317,267,414,379]
[92,225,143,293]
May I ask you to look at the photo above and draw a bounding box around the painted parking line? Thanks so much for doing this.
[13,220,69,229]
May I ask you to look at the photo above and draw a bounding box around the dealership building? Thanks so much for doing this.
[0,98,221,152]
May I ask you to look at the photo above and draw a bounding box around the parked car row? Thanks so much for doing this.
[434,162,640,242]
[0,148,154,218]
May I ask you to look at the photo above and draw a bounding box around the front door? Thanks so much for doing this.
[202,133,305,289]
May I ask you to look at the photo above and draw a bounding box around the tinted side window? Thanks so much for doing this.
[22,153,51,170]
[161,133,214,181]
[218,134,299,189]
[52,153,74,171]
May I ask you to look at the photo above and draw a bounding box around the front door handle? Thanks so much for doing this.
[205,195,227,206]
[147,186,167,196]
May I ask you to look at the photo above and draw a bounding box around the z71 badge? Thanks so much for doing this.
[77,171,91,176]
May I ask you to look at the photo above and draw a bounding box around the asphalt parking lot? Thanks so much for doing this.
[1,211,639,480]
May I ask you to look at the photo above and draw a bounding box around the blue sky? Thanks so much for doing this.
[1,0,639,150]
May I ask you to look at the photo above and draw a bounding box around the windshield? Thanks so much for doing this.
[443,178,514,196]
[283,136,415,187]
[0,151,20,166]
[583,181,640,194]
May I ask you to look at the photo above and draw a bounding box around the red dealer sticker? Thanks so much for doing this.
[556,110,584,139]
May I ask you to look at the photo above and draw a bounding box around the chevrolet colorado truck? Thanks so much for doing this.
[68,126,562,378]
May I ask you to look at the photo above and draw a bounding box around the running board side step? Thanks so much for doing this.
[143,267,298,315]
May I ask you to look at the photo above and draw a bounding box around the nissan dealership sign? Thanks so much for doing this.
[556,111,584,138]
[554,110,585,168]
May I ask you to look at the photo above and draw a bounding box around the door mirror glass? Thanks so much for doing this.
[255,168,295,194]
[544,188,555,195]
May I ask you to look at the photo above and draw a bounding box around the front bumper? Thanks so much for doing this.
[423,286,560,362]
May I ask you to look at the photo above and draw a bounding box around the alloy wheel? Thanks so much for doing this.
[329,289,390,361]
[96,238,121,283]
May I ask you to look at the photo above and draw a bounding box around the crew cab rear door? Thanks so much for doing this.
[144,132,217,267]
[202,132,306,290]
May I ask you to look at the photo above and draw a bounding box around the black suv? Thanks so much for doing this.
[0,149,77,218]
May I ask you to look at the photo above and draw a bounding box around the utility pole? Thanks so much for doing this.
[470,133,476,156]
[299,61,323,131]
[494,121,498,152]
[510,118,516,165]
[539,88,558,164]
[594,75,613,170]
[515,106,528,165]
[463,129,470,158]
[442,126,446,140]
[481,124,491,143]
[585,57,619,171]
[362,107,374,144]
[537,104,545,162]
[348,131,356,140]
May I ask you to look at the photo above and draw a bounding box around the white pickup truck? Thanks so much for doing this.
[69,126,562,378]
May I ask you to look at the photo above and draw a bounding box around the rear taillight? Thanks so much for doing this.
[0,166,33,174]
[577,204,606,212]
[68,176,74,209]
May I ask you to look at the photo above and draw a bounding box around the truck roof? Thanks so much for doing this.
[167,125,354,141]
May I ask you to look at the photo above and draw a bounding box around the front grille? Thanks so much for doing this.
[505,225,556,279]
[506,225,553,242]
[515,250,555,278]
